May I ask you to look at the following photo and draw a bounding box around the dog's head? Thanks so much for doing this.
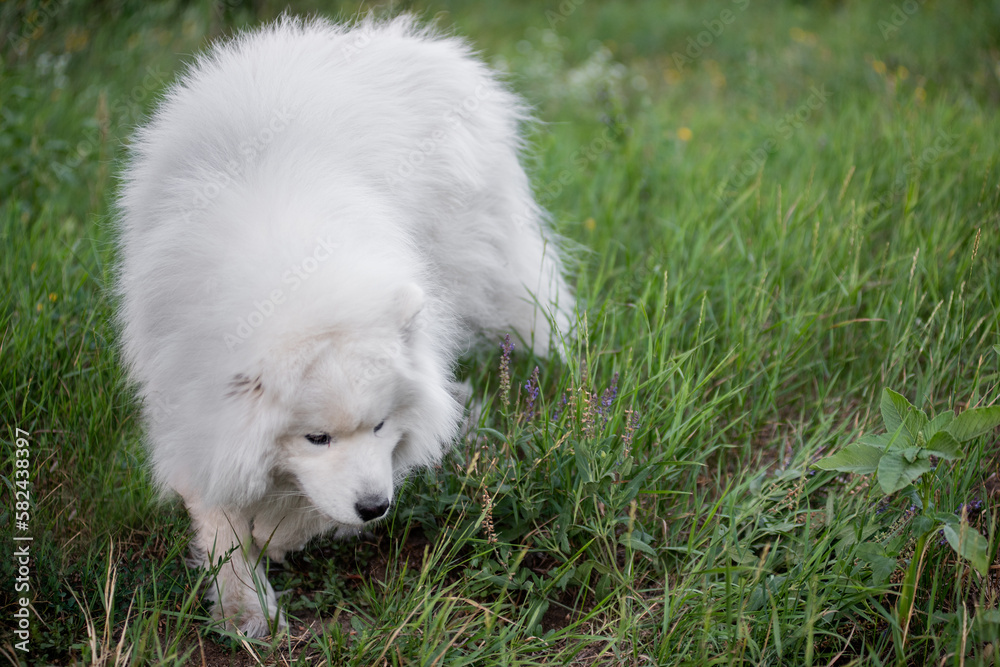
[210,283,461,525]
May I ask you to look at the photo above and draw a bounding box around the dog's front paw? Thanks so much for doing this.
[212,589,287,638]
[227,604,287,639]
[209,561,287,638]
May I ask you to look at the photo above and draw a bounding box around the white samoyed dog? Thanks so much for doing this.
[115,15,573,637]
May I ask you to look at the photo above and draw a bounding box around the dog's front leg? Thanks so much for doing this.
[187,501,286,638]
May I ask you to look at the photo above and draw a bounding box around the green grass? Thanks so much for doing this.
[2,0,1000,664]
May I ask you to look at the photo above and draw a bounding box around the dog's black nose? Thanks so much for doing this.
[355,497,390,523]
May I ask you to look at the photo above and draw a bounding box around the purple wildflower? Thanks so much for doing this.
[552,392,569,421]
[523,366,540,421]
[956,499,984,518]
[940,500,985,546]
[598,372,619,424]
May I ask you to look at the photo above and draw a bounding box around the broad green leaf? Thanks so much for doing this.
[923,410,955,439]
[941,521,990,576]
[931,511,959,526]
[619,532,657,557]
[910,408,929,439]
[925,431,963,460]
[971,609,1000,645]
[881,388,926,443]
[854,543,898,586]
[903,487,924,511]
[947,406,1000,442]
[870,556,898,586]
[910,514,935,535]
[898,446,928,463]
[877,451,931,494]
[573,560,611,584]
[724,546,759,566]
[747,574,787,612]
[813,442,884,475]
[858,432,891,449]
[880,388,909,435]
[623,462,657,503]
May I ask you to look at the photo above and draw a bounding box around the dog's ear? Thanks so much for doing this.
[394,283,424,333]
[226,373,264,399]
[188,369,281,508]
[207,351,316,507]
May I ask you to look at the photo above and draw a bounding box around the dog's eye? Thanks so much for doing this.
[373,420,385,434]
[305,433,332,446]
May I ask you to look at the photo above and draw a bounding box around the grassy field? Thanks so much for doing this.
[3,0,1000,664]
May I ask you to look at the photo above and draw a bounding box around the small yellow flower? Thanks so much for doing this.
[36,303,43,312]
[584,217,596,231]
[49,292,58,302]
[915,87,926,104]
[897,66,909,80]
[677,127,693,142]
[64,27,90,53]
[705,60,726,89]
[790,27,817,45]
[872,60,887,75]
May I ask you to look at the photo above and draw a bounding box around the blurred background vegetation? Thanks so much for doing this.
[3,0,1000,664]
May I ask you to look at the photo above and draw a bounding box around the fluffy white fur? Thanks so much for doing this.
[115,15,572,637]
